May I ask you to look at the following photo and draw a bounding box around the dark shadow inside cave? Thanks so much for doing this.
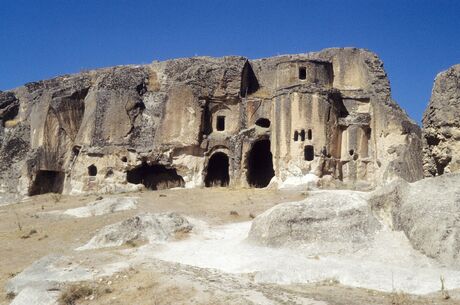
[29,170,65,195]
[126,163,184,190]
[247,139,275,188]
[205,152,230,187]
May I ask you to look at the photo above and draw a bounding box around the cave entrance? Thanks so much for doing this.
[29,170,65,196]
[205,152,230,187]
[126,163,184,190]
[247,139,275,188]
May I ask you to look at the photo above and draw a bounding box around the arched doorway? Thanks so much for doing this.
[205,152,230,187]
[247,139,275,188]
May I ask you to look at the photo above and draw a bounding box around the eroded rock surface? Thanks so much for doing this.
[78,212,192,250]
[62,196,138,218]
[247,191,382,247]
[0,48,423,198]
[370,173,460,266]
[423,64,460,176]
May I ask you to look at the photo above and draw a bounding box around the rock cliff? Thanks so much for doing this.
[423,64,460,176]
[0,48,423,199]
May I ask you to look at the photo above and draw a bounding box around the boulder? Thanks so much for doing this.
[370,174,460,266]
[78,212,192,250]
[423,64,460,176]
[247,190,382,247]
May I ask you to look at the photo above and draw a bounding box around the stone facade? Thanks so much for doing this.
[0,48,423,198]
[423,64,460,176]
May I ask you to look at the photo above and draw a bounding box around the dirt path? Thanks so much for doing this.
[1,188,459,305]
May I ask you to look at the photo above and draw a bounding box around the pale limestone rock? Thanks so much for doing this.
[78,212,192,250]
[247,190,381,247]
[0,48,423,197]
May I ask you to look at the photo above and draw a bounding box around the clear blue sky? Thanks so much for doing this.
[1,0,459,123]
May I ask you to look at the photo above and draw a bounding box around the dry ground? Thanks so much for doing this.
[0,188,458,305]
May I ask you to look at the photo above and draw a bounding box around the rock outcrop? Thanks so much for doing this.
[370,174,460,267]
[0,48,423,198]
[248,173,460,266]
[423,64,460,176]
[247,190,381,247]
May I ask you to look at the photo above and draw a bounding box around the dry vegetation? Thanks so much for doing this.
[1,189,459,305]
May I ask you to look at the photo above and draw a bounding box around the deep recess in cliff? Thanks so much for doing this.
[0,48,424,200]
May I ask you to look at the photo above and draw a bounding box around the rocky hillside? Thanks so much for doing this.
[0,48,424,202]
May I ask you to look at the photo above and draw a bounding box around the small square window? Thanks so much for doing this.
[299,67,307,80]
[216,116,225,131]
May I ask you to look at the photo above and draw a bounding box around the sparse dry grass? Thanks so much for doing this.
[390,291,413,305]
[58,284,94,305]
[51,193,63,203]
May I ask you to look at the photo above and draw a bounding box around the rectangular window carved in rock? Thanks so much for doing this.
[216,115,225,131]
[304,145,314,161]
[294,130,299,141]
[300,130,305,141]
[308,129,312,140]
[299,67,307,80]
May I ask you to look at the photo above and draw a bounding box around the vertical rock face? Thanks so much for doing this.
[423,64,460,176]
[0,48,424,199]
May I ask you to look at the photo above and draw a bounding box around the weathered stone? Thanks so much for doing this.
[0,48,423,197]
[370,174,460,266]
[247,190,382,247]
[78,212,192,250]
[422,64,460,176]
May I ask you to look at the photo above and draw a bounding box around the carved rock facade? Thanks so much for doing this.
[0,48,423,198]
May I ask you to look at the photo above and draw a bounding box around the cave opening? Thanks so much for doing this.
[247,139,275,188]
[205,152,230,187]
[255,118,271,128]
[29,170,65,196]
[126,163,184,190]
[88,164,97,176]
